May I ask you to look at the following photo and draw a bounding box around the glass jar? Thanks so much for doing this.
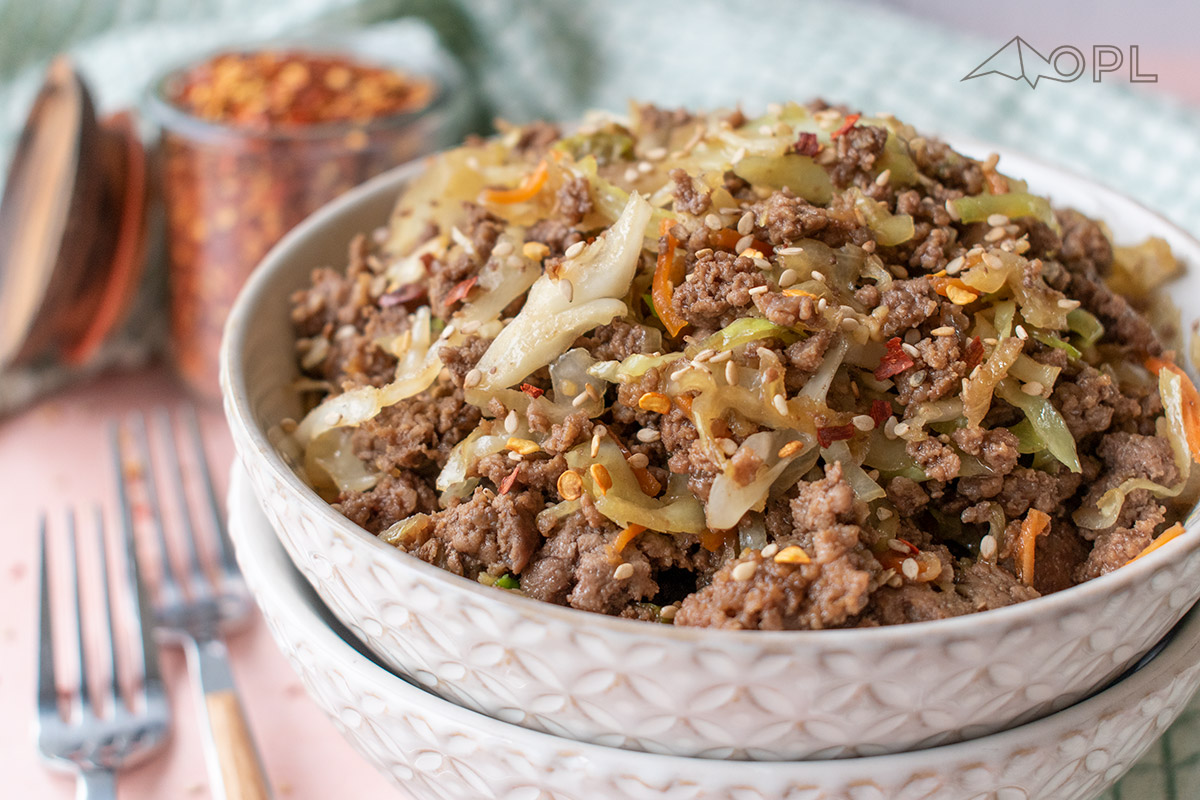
[146,35,470,401]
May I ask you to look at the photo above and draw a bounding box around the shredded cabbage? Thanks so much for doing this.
[850,189,914,246]
[304,427,379,494]
[566,442,706,533]
[471,192,653,394]
[296,307,442,445]
[706,431,814,530]
[822,440,886,502]
[732,154,833,205]
[550,348,607,417]
[996,378,1081,473]
[949,192,1055,229]
[963,337,1023,426]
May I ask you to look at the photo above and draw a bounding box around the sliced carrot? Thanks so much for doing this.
[708,227,772,255]
[1146,357,1200,463]
[1127,522,1186,565]
[1015,509,1051,586]
[613,523,648,555]
[481,159,549,204]
[652,219,688,337]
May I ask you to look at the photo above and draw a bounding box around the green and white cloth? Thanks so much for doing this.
[1,1,1197,794]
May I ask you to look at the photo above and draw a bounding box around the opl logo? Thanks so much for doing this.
[962,37,1157,87]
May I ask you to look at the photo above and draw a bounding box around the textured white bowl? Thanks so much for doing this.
[221,143,1200,760]
[228,464,1200,800]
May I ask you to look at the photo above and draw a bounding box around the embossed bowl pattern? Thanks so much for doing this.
[228,464,1200,800]
[221,143,1200,760]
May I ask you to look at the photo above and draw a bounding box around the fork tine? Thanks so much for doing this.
[110,422,165,699]
[127,412,183,604]
[183,406,238,576]
[157,407,207,588]
[37,514,58,718]
[67,509,94,719]
[92,505,121,715]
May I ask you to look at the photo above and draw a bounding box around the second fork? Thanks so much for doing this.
[115,410,273,800]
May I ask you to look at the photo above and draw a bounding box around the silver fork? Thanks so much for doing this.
[116,409,273,800]
[36,507,170,799]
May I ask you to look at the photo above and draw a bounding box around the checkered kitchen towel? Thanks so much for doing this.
[1,0,1198,795]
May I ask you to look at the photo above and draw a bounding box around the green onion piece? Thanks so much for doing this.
[950,192,1056,228]
[1067,308,1105,348]
[495,573,521,590]
[996,379,1080,473]
[1030,330,1083,360]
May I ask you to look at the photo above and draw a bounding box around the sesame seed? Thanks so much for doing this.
[761,543,779,559]
[669,365,691,382]
[645,146,668,160]
[637,160,653,174]
[893,421,911,437]
[931,326,955,337]
[779,268,799,287]
[1000,240,1017,252]
[695,248,714,259]
[660,604,678,621]
[884,417,898,439]
[901,342,920,358]
[778,440,804,459]
[492,240,514,257]
[710,349,732,363]
[564,241,585,259]
[748,284,769,297]
[731,560,758,582]
[908,370,927,387]
[1022,381,1045,396]
[851,381,861,398]
[572,391,590,408]
[981,534,998,561]
[624,167,639,183]
[877,507,893,520]
[613,563,635,580]
[982,252,1003,269]
[628,453,650,470]
[773,394,789,416]
[1015,325,1029,340]
[887,574,904,588]
[901,558,919,580]
[852,414,875,431]
[508,451,523,462]
[983,337,998,347]
[984,227,1007,243]
[704,213,723,230]
[464,369,482,388]
[558,278,574,302]
[736,211,756,236]
[725,360,738,385]
[506,255,524,269]
[945,256,966,275]
[636,428,661,443]
[719,437,738,456]
[862,240,877,254]
[504,410,518,434]
[1058,298,1081,310]
[694,348,715,363]
[967,246,984,258]
[986,213,1010,227]
[817,297,828,312]
[810,270,826,283]
[840,317,859,331]
[873,168,892,187]
[735,234,754,254]
[945,199,961,221]
[776,246,803,255]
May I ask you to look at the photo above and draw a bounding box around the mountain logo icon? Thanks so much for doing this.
[962,36,1084,88]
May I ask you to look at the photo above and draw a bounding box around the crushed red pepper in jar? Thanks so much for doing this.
[152,48,444,401]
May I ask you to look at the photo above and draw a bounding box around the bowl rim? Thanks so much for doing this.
[229,461,1200,771]
[221,134,1200,646]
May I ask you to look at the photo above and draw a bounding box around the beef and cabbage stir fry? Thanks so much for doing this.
[281,101,1200,629]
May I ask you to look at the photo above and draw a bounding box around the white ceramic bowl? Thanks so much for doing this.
[221,143,1200,760]
[228,464,1200,800]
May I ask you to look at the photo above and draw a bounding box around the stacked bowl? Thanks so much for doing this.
[221,142,1200,798]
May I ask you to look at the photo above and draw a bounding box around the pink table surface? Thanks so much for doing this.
[0,366,399,799]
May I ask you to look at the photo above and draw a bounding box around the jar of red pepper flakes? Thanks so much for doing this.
[146,38,470,401]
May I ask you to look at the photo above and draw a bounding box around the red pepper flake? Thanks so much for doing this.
[817,424,856,448]
[964,336,985,371]
[378,284,426,307]
[874,337,915,381]
[869,399,892,427]
[518,383,545,399]
[444,275,478,307]
[789,131,821,156]
[831,113,861,139]
[498,466,520,495]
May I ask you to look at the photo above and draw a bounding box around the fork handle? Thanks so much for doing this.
[185,635,273,800]
[76,769,116,800]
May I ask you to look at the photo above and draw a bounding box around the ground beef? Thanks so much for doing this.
[759,189,842,246]
[351,383,481,474]
[865,582,975,625]
[514,120,562,155]
[828,123,889,188]
[1057,209,1114,276]
[670,168,711,215]
[525,217,584,257]
[879,277,940,338]
[887,476,929,516]
[954,560,1040,611]
[335,472,437,534]
[439,335,491,388]
[557,177,593,225]
[671,249,767,330]
[407,487,543,578]
[1067,271,1162,355]
[907,436,961,482]
[753,290,818,328]
[952,426,1020,476]
[1077,505,1166,581]
[573,319,657,362]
